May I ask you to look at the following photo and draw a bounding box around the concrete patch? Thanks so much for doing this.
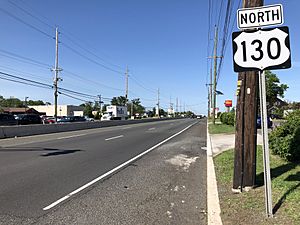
[166,154,199,171]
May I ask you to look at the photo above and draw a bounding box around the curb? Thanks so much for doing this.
[207,123,223,225]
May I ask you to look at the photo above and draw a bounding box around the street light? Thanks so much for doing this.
[24,97,29,113]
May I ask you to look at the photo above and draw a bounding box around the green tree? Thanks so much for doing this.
[83,102,93,118]
[0,96,24,107]
[102,104,109,112]
[27,100,46,106]
[131,98,145,115]
[265,70,288,110]
[111,96,127,106]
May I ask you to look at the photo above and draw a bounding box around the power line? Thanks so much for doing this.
[61,33,124,70]
[0,75,52,90]
[58,91,94,102]
[0,49,51,68]
[0,71,52,88]
[129,76,157,94]
[61,42,123,75]
[7,0,55,30]
[0,7,53,39]
[63,69,124,92]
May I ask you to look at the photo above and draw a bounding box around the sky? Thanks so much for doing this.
[0,0,298,115]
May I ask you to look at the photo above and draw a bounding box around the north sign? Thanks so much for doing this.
[232,26,291,72]
[237,4,283,29]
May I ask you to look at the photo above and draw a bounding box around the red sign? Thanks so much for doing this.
[224,100,232,107]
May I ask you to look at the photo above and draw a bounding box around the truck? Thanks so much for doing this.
[101,105,128,121]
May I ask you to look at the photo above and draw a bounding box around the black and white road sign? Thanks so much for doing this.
[232,26,291,72]
[237,4,283,29]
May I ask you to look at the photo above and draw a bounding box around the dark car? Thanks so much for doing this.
[16,114,42,125]
[0,113,18,126]
[58,116,86,123]
[257,116,273,129]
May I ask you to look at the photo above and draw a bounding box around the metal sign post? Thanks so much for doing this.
[258,70,273,217]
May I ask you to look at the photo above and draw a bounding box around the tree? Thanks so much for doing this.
[265,70,288,110]
[102,104,109,112]
[159,109,167,117]
[83,102,93,118]
[27,100,46,106]
[131,98,145,115]
[0,96,24,107]
[111,96,127,106]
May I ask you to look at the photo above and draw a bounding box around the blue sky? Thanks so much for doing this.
[0,0,298,115]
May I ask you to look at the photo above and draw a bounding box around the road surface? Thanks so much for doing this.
[0,118,207,224]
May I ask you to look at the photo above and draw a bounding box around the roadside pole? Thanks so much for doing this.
[259,70,273,217]
[232,2,291,218]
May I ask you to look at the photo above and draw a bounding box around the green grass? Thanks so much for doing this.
[208,118,220,123]
[208,123,235,134]
[214,146,300,225]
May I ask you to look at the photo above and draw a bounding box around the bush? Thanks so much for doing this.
[220,112,235,126]
[269,110,300,162]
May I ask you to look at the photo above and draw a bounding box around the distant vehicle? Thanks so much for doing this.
[0,113,18,126]
[84,116,95,122]
[58,116,86,123]
[134,113,142,119]
[257,116,273,129]
[16,114,42,125]
[101,105,128,121]
[43,117,56,124]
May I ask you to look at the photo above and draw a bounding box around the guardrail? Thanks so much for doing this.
[0,118,179,139]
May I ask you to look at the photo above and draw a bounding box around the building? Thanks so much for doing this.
[1,107,40,115]
[29,105,84,117]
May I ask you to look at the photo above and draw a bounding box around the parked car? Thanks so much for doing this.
[16,114,42,125]
[84,116,95,122]
[257,116,273,129]
[58,116,86,123]
[0,113,18,126]
[42,117,56,124]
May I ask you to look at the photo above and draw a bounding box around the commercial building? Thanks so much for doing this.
[29,105,84,117]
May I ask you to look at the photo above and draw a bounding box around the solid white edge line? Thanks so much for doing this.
[42,121,198,211]
[105,135,124,141]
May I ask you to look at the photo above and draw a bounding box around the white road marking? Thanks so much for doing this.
[56,134,87,140]
[42,121,197,211]
[105,135,124,141]
[148,127,156,131]
[122,127,132,130]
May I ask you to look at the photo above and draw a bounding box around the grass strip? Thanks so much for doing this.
[208,123,235,134]
[214,146,300,225]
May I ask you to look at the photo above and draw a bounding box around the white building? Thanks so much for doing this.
[29,105,84,117]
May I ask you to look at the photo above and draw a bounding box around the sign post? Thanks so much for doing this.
[232,4,291,218]
[258,70,273,217]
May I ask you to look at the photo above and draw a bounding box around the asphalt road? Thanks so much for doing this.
[0,118,202,222]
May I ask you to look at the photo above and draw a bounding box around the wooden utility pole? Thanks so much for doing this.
[52,27,62,122]
[212,26,218,125]
[233,0,263,190]
[125,66,129,101]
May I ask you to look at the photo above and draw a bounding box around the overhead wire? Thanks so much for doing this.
[3,1,171,106]
[0,7,53,39]
[60,42,124,75]
[7,0,55,30]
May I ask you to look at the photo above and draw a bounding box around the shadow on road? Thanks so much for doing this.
[0,146,82,156]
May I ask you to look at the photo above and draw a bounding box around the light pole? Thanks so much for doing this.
[24,97,29,113]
